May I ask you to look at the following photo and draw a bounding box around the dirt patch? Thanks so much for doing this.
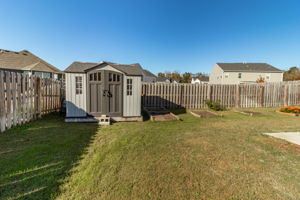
[237,110,262,116]
[144,107,180,121]
[190,110,220,118]
[276,111,299,117]
[151,113,179,121]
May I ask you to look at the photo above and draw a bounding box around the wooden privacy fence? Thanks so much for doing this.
[142,81,300,109]
[0,70,63,132]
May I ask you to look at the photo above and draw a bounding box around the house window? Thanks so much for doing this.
[224,73,229,78]
[238,73,242,79]
[127,78,133,96]
[75,76,82,94]
[266,74,270,80]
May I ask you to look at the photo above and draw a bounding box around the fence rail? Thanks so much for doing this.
[142,81,300,109]
[0,70,63,132]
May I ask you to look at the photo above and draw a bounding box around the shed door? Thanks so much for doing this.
[88,70,123,117]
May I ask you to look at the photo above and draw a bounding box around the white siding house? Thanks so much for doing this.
[209,63,283,84]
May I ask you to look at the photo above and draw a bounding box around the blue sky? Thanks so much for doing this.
[1,0,300,74]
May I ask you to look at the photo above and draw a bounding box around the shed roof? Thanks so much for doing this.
[0,49,62,73]
[65,61,144,76]
[217,63,282,72]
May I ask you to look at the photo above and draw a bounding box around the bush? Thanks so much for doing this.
[205,100,226,111]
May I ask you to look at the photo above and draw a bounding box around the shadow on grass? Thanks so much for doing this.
[0,113,99,200]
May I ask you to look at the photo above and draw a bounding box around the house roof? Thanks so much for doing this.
[217,63,282,72]
[156,77,169,82]
[143,69,157,78]
[198,76,209,81]
[64,61,143,76]
[0,49,62,73]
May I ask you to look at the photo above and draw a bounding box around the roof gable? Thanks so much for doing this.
[217,63,282,72]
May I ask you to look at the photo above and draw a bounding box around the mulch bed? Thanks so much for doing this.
[190,110,221,118]
[276,110,299,117]
[236,110,262,116]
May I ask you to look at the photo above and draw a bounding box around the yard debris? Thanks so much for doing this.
[144,107,180,121]
[189,110,222,118]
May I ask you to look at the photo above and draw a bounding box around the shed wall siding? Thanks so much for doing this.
[66,73,87,117]
[123,76,141,116]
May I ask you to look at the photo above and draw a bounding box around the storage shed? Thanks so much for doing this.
[64,61,143,121]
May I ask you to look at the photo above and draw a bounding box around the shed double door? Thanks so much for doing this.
[88,70,123,117]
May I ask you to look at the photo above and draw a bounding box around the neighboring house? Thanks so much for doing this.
[64,61,143,121]
[0,49,63,79]
[191,75,209,84]
[172,78,180,83]
[209,63,283,84]
[156,77,179,83]
[142,69,157,82]
[156,77,171,83]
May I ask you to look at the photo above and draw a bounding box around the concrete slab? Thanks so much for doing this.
[264,132,300,145]
[65,118,98,123]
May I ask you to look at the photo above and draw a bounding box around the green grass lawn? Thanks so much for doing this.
[2,109,300,199]
[0,114,98,200]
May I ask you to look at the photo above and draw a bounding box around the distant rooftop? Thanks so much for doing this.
[217,63,282,72]
[0,49,62,73]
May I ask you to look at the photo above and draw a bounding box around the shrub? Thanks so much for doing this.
[205,100,226,111]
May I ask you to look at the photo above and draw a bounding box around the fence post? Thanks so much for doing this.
[235,84,240,107]
[284,84,288,106]
[260,85,265,107]
[6,71,12,129]
[0,71,5,132]
[36,77,42,118]
[180,84,184,108]
[207,84,212,101]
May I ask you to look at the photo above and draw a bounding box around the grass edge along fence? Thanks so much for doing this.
[0,70,63,132]
[142,81,300,109]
